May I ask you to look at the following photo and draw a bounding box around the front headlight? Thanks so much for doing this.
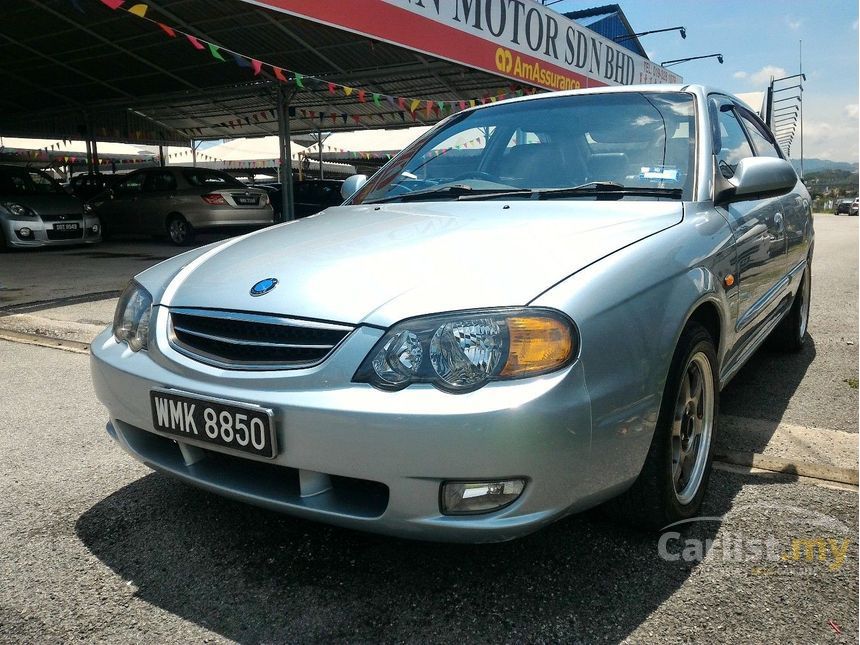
[2,202,35,218]
[354,308,577,393]
[113,281,153,352]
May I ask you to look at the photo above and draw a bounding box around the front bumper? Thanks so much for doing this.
[2,216,101,248]
[90,308,596,542]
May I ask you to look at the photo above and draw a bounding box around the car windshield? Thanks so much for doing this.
[0,167,64,196]
[182,168,244,188]
[353,91,696,204]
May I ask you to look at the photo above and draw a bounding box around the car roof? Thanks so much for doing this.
[459,83,753,115]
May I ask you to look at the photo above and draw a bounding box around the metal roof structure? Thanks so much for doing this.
[564,4,647,59]
[0,0,521,145]
[0,0,676,216]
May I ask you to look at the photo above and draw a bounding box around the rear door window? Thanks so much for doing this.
[182,169,244,188]
[143,170,177,192]
[115,173,144,196]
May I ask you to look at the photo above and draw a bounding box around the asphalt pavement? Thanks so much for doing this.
[0,233,229,312]
[0,342,856,643]
[0,215,857,643]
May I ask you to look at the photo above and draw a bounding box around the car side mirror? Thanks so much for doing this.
[715,157,797,206]
[341,174,368,200]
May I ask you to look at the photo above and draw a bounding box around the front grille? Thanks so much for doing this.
[40,213,82,222]
[168,308,353,370]
[46,227,84,240]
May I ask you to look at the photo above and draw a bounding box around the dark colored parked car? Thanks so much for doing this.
[67,173,123,202]
[834,199,853,215]
[257,179,344,220]
[294,180,344,218]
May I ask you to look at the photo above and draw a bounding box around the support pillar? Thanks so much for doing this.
[84,138,93,176]
[318,128,324,180]
[277,86,295,221]
[91,137,99,174]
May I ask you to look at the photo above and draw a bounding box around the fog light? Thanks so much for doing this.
[441,479,525,515]
[91,224,100,234]
[19,227,32,237]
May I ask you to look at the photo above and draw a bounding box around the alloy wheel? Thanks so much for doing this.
[671,351,715,505]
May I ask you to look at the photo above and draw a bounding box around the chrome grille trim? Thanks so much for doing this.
[170,324,335,349]
[167,307,354,371]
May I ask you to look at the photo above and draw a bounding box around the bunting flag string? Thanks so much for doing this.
[299,133,485,161]
[173,99,494,137]
[96,0,537,125]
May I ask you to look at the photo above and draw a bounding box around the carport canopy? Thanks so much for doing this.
[0,0,540,145]
[0,0,675,216]
[0,0,676,144]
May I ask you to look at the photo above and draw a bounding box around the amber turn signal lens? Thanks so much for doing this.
[499,316,574,377]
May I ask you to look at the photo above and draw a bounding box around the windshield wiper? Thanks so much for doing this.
[457,181,682,201]
[364,184,531,204]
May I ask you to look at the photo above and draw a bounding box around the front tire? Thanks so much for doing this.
[607,322,719,529]
[167,214,195,246]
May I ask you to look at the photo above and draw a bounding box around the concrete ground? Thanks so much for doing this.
[0,215,857,642]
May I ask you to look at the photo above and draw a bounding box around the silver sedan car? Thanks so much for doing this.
[91,85,813,542]
[89,166,273,245]
[0,165,101,248]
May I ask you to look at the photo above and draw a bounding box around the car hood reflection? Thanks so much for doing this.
[160,201,684,327]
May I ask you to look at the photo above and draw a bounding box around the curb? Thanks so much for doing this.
[714,450,859,486]
[0,328,90,354]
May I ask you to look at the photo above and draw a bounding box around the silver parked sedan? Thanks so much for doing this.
[89,166,273,245]
[0,165,101,248]
[91,85,813,542]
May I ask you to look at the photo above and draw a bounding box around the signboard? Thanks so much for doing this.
[243,0,682,91]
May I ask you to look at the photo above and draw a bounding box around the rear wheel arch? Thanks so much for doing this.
[165,211,185,230]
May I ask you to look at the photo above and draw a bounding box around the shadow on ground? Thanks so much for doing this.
[76,472,734,642]
[722,336,816,419]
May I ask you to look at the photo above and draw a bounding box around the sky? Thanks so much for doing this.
[548,0,859,163]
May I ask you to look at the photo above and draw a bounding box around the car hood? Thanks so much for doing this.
[0,193,82,216]
[153,201,683,326]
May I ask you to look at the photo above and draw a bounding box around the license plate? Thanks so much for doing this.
[54,223,80,231]
[234,196,258,205]
[150,389,276,458]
